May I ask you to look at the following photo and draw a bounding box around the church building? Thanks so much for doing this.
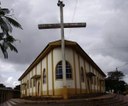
[19,40,106,99]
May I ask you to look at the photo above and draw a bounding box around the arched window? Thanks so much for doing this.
[81,67,84,82]
[56,61,72,79]
[43,68,46,83]
[66,61,72,79]
[56,61,63,79]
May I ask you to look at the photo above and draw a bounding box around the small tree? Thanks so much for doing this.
[0,83,6,88]
[14,85,20,91]
[107,68,124,81]
[105,69,127,93]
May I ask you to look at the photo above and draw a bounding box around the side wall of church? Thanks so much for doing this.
[21,47,105,97]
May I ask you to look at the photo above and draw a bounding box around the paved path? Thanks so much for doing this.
[0,99,26,106]
[0,99,76,106]
[0,94,128,106]
[0,94,116,106]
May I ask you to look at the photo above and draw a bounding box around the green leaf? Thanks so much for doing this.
[0,8,10,15]
[5,16,23,29]
[0,44,8,58]
[0,17,12,33]
[0,33,4,40]
[0,6,22,58]
[6,35,16,43]
[7,42,18,53]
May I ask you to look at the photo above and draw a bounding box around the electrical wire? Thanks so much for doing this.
[71,0,79,22]
[117,63,128,69]
[68,0,79,35]
[86,46,128,51]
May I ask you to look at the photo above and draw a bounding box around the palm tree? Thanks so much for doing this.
[0,5,22,58]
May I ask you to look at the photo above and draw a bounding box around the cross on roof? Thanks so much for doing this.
[38,1,86,30]
[38,0,86,95]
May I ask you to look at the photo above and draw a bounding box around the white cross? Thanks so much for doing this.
[38,0,86,88]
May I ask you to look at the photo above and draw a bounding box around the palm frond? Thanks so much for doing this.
[0,8,10,14]
[0,8,10,16]
[0,17,12,33]
[0,6,22,58]
[6,35,16,43]
[0,44,8,58]
[2,16,13,32]
[5,16,22,29]
[3,41,8,49]
[0,33,4,40]
[7,42,18,53]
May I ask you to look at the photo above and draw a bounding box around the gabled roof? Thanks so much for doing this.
[19,40,106,80]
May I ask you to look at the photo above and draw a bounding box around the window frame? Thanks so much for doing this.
[80,67,85,82]
[27,80,29,89]
[55,61,72,80]
[33,79,36,87]
[30,79,32,88]
[66,61,72,79]
[43,68,46,84]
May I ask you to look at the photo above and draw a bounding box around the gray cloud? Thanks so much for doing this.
[0,0,128,87]
[83,0,128,74]
[1,0,60,64]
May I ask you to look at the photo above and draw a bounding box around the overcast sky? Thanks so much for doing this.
[0,0,128,87]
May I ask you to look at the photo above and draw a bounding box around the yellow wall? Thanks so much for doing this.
[21,47,105,98]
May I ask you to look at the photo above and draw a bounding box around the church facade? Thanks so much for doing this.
[19,40,106,99]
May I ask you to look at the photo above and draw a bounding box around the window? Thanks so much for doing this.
[33,79,36,87]
[56,61,72,79]
[43,68,46,84]
[89,77,92,84]
[97,77,99,85]
[81,67,84,82]
[56,61,63,79]
[21,85,25,90]
[66,62,72,79]
[27,80,29,89]
[94,77,96,85]
[30,79,32,88]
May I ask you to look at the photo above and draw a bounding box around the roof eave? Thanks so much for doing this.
[19,40,106,81]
